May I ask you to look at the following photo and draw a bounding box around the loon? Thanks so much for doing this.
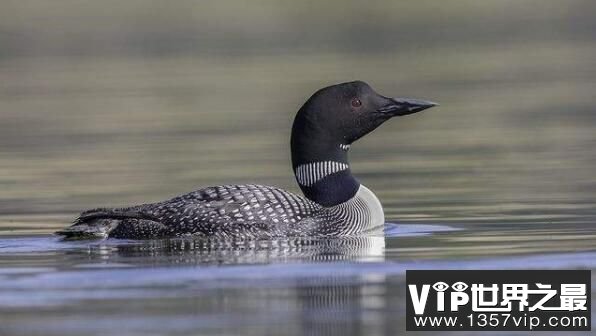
[56,81,436,239]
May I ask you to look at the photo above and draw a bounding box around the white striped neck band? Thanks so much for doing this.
[295,161,349,187]
[339,144,350,151]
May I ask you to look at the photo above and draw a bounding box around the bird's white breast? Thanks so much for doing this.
[355,184,385,232]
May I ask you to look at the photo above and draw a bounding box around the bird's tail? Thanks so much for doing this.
[55,207,154,239]
[55,218,120,239]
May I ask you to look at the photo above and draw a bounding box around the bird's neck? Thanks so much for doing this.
[290,131,359,207]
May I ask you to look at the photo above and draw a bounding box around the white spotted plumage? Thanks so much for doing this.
[67,184,383,239]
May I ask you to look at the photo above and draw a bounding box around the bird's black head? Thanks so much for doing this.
[291,81,437,206]
[292,81,436,157]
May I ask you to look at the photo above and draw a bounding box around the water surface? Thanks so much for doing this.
[1,223,595,336]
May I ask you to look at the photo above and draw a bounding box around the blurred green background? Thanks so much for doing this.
[1,0,595,233]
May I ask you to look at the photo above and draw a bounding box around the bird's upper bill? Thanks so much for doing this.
[377,97,438,117]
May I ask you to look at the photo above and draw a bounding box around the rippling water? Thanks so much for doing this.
[1,1,596,335]
[1,224,596,336]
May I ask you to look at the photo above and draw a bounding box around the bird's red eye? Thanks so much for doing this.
[351,98,362,108]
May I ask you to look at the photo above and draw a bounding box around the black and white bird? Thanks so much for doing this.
[56,81,436,239]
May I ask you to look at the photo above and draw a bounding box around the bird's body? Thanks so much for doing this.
[57,81,435,239]
[61,184,384,239]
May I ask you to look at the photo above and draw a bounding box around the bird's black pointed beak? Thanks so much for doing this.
[378,97,438,116]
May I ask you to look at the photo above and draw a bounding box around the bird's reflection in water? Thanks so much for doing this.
[64,236,390,336]
[83,235,385,266]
